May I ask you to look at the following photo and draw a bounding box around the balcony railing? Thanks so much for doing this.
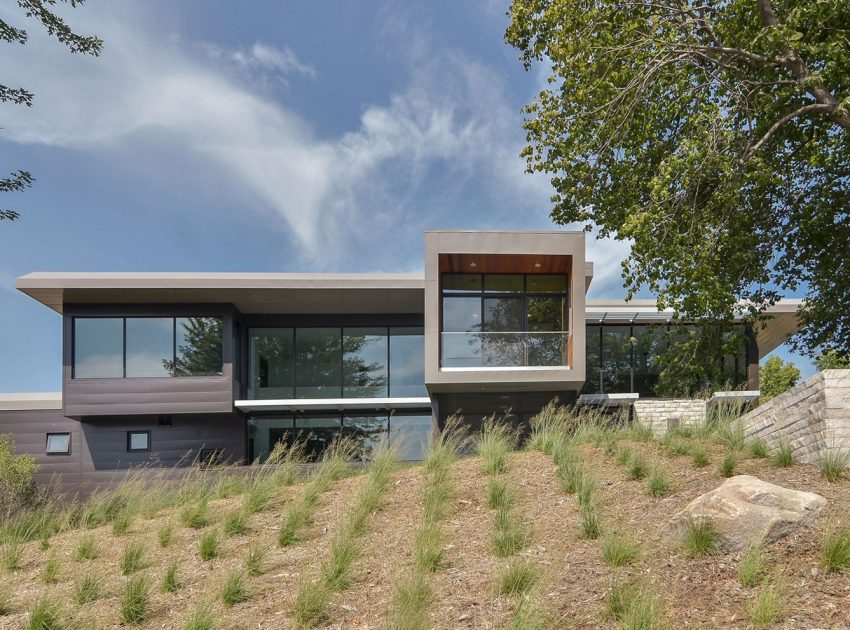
[440,331,570,369]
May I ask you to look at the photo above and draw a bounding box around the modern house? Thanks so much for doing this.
[0,230,799,490]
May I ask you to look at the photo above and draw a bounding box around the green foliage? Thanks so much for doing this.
[821,526,850,573]
[245,544,265,576]
[748,581,785,627]
[760,357,800,404]
[690,447,709,468]
[749,438,768,459]
[179,499,211,529]
[506,0,850,372]
[497,559,538,596]
[738,547,766,588]
[222,509,248,537]
[198,530,219,561]
[40,553,59,584]
[0,434,39,519]
[475,419,515,476]
[292,577,330,628]
[119,575,149,625]
[774,440,794,468]
[487,479,510,510]
[2,542,21,572]
[819,449,850,482]
[413,522,444,572]
[184,602,215,630]
[25,596,62,630]
[719,451,738,478]
[602,533,640,567]
[158,522,173,548]
[161,559,181,593]
[647,467,673,497]
[220,570,249,607]
[73,535,97,562]
[576,469,597,508]
[111,510,132,536]
[682,519,719,557]
[815,350,850,370]
[120,540,146,575]
[492,506,526,557]
[0,582,10,615]
[388,572,430,630]
[73,571,102,604]
[627,453,648,480]
[579,506,600,540]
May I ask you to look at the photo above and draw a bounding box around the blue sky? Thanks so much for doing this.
[0,0,813,392]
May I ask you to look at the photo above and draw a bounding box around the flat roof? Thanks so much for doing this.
[0,393,63,411]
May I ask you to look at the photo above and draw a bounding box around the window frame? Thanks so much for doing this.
[45,432,71,455]
[127,430,151,453]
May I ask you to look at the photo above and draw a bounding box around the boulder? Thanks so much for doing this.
[666,475,826,552]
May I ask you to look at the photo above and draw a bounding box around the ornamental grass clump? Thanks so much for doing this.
[738,546,766,588]
[526,400,571,455]
[819,448,850,483]
[821,526,850,573]
[25,596,62,630]
[749,438,768,459]
[627,453,648,480]
[184,602,215,630]
[601,533,640,567]
[179,499,211,529]
[222,509,248,537]
[199,530,219,561]
[220,569,249,607]
[158,522,173,548]
[647,466,673,497]
[748,580,785,627]
[682,518,719,557]
[774,440,794,468]
[73,535,98,561]
[119,575,149,625]
[40,553,59,584]
[719,451,738,478]
[475,419,515,476]
[690,447,709,468]
[120,540,146,575]
[73,571,102,604]
[497,559,538,596]
[160,559,181,593]
[245,544,266,576]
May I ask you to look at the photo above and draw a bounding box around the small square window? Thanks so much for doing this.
[127,431,150,452]
[46,433,71,455]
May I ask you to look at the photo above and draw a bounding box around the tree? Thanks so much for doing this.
[164,318,224,377]
[759,355,800,403]
[815,350,850,371]
[505,0,850,384]
[1,1,102,222]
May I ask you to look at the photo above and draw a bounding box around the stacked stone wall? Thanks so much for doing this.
[740,370,850,464]
[633,399,707,437]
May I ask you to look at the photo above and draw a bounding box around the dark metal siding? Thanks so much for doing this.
[62,304,237,417]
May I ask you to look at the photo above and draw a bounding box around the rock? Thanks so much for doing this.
[666,475,826,552]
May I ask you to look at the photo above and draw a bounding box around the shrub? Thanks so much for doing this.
[748,581,785,626]
[161,559,181,593]
[497,559,537,596]
[73,535,98,561]
[245,544,265,576]
[819,449,850,483]
[690,447,709,468]
[719,451,738,478]
[222,509,249,536]
[627,453,648,480]
[476,419,514,476]
[682,518,719,557]
[73,571,102,604]
[774,440,794,468]
[2,542,22,572]
[738,546,765,588]
[220,570,249,607]
[821,526,850,573]
[647,467,673,497]
[579,506,600,540]
[41,554,59,584]
[25,596,62,630]
[199,530,219,561]
[184,602,215,630]
[0,434,39,520]
[601,533,640,567]
[180,499,211,529]
[120,540,146,575]
[119,575,149,625]
[158,522,173,548]
[749,438,768,459]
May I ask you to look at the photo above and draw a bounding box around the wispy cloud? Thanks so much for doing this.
[0,2,629,294]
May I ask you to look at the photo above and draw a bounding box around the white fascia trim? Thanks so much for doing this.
[235,397,432,412]
[439,366,571,372]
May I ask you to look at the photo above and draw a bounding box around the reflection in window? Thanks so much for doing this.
[602,325,632,393]
[247,417,294,463]
[632,324,668,396]
[172,317,224,376]
[343,328,388,398]
[442,297,481,332]
[296,328,342,399]
[390,414,432,461]
[389,327,426,397]
[527,296,566,366]
[249,328,295,399]
[127,431,150,452]
[527,274,567,293]
[296,416,341,461]
[125,318,172,377]
[46,432,71,455]
[483,274,523,293]
[442,273,481,292]
[343,414,389,461]
[73,318,124,378]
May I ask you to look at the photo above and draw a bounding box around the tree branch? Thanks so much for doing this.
[742,103,833,162]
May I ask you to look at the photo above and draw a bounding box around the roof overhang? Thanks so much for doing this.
[235,397,432,412]
[16,272,425,315]
[0,392,63,411]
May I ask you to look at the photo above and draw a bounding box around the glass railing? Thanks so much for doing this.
[440,331,570,368]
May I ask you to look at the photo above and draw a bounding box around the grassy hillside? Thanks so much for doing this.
[1,411,850,629]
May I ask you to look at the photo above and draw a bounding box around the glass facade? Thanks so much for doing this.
[73,316,223,379]
[247,412,432,462]
[583,323,749,396]
[247,326,425,400]
[440,273,569,368]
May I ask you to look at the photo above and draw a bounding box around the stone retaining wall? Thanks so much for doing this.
[740,370,850,464]
[633,399,707,437]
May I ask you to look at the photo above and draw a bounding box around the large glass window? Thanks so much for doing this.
[173,317,224,376]
[73,318,124,378]
[343,414,389,461]
[296,328,342,399]
[601,325,633,393]
[249,328,295,399]
[247,417,294,463]
[390,414,432,461]
[440,273,569,368]
[125,318,173,377]
[296,416,342,460]
[632,324,668,396]
[343,328,388,398]
[389,327,426,397]
[73,316,223,379]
